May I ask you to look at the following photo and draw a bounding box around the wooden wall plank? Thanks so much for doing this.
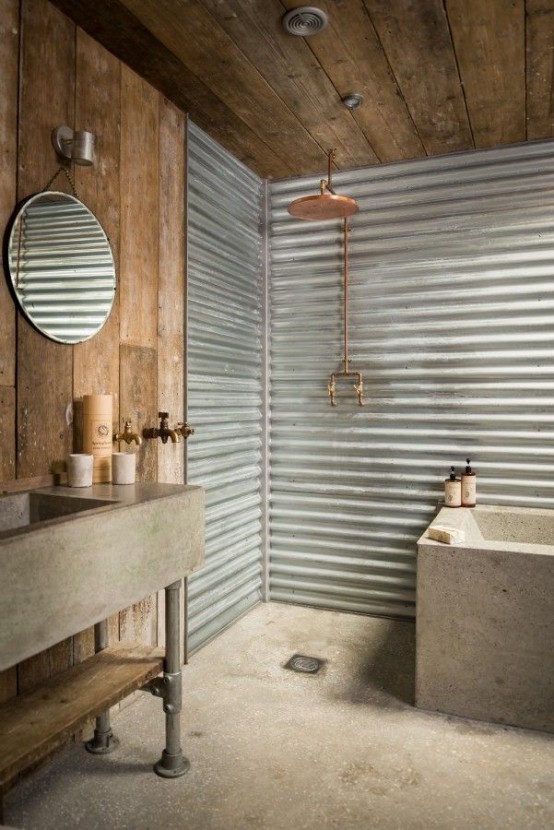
[74,29,121,404]
[0,388,16,486]
[119,343,158,646]
[15,0,75,689]
[367,0,473,156]
[73,30,123,662]
[17,0,74,479]
[446,0,526,147]
[0,0,18,391]
[157,98,185,485]
[120,66,159,350]
[526,0,554,140]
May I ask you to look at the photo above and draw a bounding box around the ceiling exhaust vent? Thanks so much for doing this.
[282,6,328,36]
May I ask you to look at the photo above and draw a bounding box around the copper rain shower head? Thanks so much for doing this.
[287,150,359,221]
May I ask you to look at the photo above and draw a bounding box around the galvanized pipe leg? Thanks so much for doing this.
[154,580,189,778]
[85,620,119,754]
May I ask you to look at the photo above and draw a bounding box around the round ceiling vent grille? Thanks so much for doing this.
[282,6,329,36]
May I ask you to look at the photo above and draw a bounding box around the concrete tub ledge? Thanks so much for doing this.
[416,504,554,733]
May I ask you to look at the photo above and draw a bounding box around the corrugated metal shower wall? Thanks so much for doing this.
[269,140,554,619]
[186,122,264,651]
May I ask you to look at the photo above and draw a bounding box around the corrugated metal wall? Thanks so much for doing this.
[269,140,554,619]
[186,122,264,651]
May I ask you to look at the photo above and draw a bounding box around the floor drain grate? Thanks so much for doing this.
[284,654,325,674]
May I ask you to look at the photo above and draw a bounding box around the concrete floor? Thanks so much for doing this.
[4,601,554,830]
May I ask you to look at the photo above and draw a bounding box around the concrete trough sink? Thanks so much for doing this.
[0,483,204,671]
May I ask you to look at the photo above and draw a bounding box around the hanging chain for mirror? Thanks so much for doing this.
[41,165,79,198]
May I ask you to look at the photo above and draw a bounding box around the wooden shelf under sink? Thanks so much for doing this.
[0,643,164,796]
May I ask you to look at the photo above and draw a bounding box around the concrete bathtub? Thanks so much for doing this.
[416,504,554,733]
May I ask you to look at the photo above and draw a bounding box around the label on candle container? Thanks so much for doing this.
[83,394,113,483]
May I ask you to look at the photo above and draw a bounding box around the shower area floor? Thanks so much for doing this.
[4,602,553,830]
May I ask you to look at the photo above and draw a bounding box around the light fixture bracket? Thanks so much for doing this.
[52,125,96,166]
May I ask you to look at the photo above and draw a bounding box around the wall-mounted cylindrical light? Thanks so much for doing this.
[52,125,96,166]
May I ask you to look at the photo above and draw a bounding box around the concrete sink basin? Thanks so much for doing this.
[0,490,115,534]
[0,483,204,671]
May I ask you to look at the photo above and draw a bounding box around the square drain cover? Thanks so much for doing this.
[284,654,325,674]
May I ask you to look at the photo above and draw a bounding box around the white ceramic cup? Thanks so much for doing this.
[67,453,93,487]
[112,452,136,485]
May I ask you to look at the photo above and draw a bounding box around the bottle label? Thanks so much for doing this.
[462,476,476,506]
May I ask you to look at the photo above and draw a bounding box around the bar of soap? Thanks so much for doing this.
[427,525,465,545]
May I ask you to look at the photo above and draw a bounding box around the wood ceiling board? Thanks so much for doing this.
[366,0,474,156]
[46,0,554,180]
[48,0,290,178]
[202,0,377,170]
[447,0,526,147]
[525,0,554,140]
[118,0,327,175]
[286,0,426,163]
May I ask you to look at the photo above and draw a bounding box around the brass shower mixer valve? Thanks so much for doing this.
[328,370,364,407]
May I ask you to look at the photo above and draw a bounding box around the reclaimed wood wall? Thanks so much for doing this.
[0,0,186,703]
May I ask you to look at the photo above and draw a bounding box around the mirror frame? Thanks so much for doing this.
[4,191,116,345]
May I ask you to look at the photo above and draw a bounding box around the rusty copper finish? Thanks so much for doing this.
[287,149,359,221]
[327,220,364,406]
[288,190,358,220]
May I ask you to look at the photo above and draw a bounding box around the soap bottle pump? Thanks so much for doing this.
[461,458,476,507]
[444,466,461,507]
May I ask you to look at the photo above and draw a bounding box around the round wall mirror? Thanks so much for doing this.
[5,191,116,344]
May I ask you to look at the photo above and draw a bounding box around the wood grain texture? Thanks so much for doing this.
[526,0,554,140]
[158,98,185,485]
[119,345,158,483]
[446,0,526,147]
[119,0,326,176]
[46,0,553,178]
[367,0,473,156]
[47,0,290,179]
[73,29,121,408]
[120,66,159,349]
[15,0,75,691]
[17,0,74,480]
[0,387,16,484]
[0,644,163,787]
[17,640,73,695]
[203,0,375,169]
[0,0,18,389]
[283,0,425,164]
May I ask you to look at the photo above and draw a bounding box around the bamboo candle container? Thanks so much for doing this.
[82,394,113,483]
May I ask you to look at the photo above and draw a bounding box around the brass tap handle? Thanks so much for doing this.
[176,422,195,439]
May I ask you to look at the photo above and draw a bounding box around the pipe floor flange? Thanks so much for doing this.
[154,750,190,779]
[84,732,120,755]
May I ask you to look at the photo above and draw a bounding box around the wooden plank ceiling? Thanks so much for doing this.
[49,0,554,180]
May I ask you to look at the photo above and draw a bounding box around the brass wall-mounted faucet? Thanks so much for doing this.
[113,419,142,445]
[143,412,181,444]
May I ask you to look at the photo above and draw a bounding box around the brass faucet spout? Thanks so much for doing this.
[114,419,142,446]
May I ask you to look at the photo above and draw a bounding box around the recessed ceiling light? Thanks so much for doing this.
[281,6,328,37]
[341,93,364,110]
